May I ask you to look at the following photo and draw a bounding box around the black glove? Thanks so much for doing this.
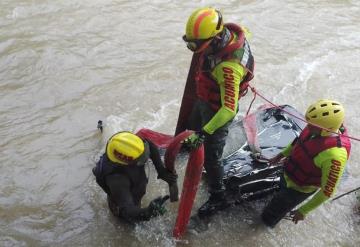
[147,195,170,218]
[157,167,178,184]
[183,130,207,150]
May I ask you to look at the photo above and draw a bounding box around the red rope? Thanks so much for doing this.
[248,85,360,142]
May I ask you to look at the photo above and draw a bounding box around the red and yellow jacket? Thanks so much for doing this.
[194,23,255,134]
[282,126,351,215]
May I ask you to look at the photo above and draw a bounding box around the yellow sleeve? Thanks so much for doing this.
[298,147,348,216]
[202,61,246,134]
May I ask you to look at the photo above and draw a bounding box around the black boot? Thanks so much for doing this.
[198,191,231,218]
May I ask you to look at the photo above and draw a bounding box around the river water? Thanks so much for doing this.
[1,0,359,246]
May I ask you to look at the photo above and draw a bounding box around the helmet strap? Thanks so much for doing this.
[215,10,223,30]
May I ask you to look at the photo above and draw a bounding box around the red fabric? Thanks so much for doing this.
[164,130,193,172]
[213,23,245,58]
[136,128,174,149]
[136,128,205,238]
[173,144,204,239]
[175,54,200,135]
[284,126,351,187]
[195,72,221,110]
[242,104,272,152]
[243,111,258,151]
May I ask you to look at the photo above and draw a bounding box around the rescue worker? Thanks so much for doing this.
[92,131,177,222]
[182,7,255,217]
[261,99,351,227]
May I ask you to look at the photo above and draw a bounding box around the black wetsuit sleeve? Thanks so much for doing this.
[106,174,150,221]
[147,140,165,173]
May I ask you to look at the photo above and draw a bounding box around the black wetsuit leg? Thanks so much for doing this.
[203,123,231,194]
[189,100,231,194]
[261,175,314,227]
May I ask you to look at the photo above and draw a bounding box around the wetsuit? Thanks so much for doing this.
[262,128,350,227]
[93,140,168,222]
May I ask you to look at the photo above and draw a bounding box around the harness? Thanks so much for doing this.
[284,126,351,187]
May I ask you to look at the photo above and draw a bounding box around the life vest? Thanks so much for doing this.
[284,126,351,187]
[195,23,255,111]
[92,141,150,195]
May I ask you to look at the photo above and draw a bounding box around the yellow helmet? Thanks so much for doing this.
[305,99,345,136]
[183,7,223,51]
[106,132,145,165]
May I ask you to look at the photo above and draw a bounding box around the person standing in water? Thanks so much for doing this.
[182,7,255,217]
[261,99,351,227]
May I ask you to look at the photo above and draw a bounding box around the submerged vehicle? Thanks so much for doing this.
[220,104,306,203]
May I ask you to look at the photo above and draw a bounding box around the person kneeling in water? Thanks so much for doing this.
[261,99,351,227]
[93,131,177,222]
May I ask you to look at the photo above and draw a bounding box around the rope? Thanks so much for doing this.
[245,87,257,116]
[247,85,360,142]
[331,186,360,202]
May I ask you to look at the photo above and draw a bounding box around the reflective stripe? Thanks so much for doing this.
[194,10,213,38]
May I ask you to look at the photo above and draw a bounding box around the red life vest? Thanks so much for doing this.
[195,23,255,111]
[284,126,351,187]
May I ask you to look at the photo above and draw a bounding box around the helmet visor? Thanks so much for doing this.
[182,35,212,52]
